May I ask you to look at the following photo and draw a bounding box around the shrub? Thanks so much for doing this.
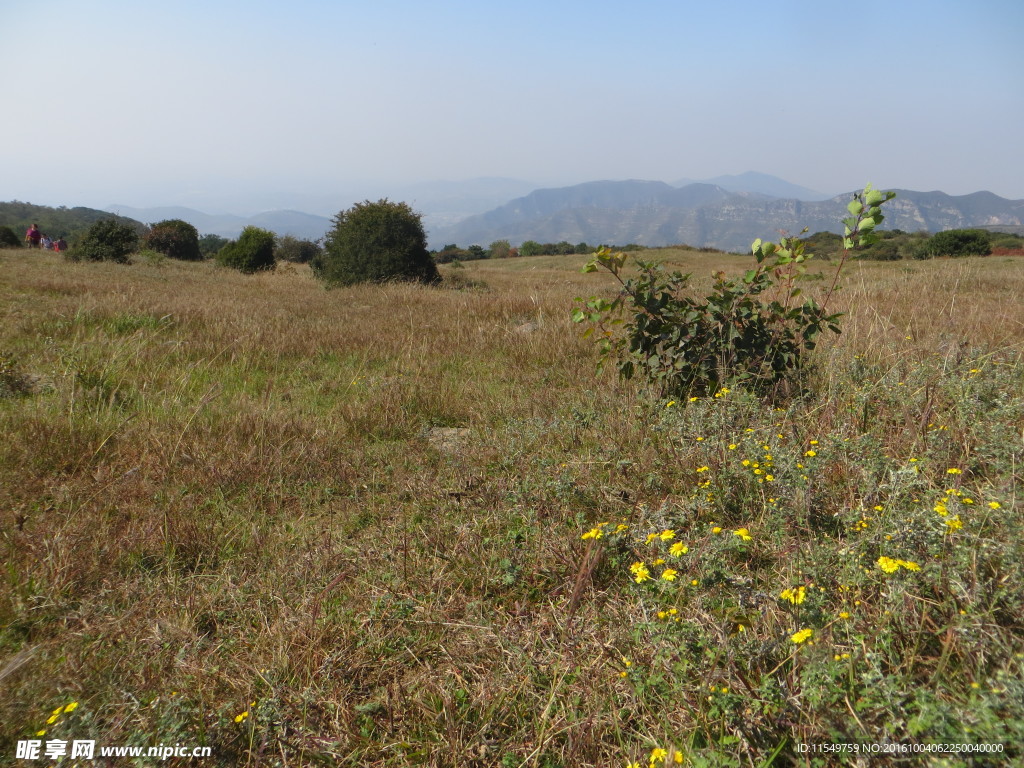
[519,240,544,257]
[216,227,276,273]
[275,235,322,264]
[198,234,229,258]
[488,239,512,259]
[433,244,471,264]
[0,225,21,248]
[314,199,439,287]
[573,185,895,398]
[68,219,139,263]
[926,229,992,258]
[144,219,202,261]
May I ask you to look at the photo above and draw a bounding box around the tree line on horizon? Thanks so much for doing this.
[2,200,1022,279]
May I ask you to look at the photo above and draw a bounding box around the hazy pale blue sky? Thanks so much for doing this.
[2,0,1022,213]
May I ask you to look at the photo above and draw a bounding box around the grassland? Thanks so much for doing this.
[1,248,1022,766]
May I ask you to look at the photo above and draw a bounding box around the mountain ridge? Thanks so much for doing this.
[431,182,1024,252]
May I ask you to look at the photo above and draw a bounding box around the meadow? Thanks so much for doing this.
[0,247,1022,766]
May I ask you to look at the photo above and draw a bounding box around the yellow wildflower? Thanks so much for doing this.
[791,628,813,644]
[669,541,688,556]
[630,562,651,583]
[946,468,962,475]
[945,516,963,532]
[659,529,676,541]
[877,556,901,573]
[661,568,679,582]
[780,586,806,605]
[733,528,752,541]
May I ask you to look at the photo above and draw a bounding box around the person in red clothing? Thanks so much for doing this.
[25,224,42,248]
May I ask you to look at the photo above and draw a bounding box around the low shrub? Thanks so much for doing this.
[926,229,992,258]
[0,225,21,248]
[216,226,276,273]
[573,186,895,398]
[67,219,139,263]
[144,219,202,261]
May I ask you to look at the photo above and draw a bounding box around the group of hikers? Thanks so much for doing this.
[24,224,67,252]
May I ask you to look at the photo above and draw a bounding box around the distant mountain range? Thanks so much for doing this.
[7,173,1022,252]
[431,181,1024,252]
[105,177,541,240]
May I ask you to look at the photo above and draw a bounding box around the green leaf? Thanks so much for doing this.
[847,200,863,216]
[865,189,885,205]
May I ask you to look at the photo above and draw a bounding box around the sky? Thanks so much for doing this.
[2,0,1023,215]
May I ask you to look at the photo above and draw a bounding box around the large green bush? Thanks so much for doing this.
[144,219,202,261]
[215,226,276,273]
[926,228,992,258]
[68,219,139,263]
[314,199,439,287]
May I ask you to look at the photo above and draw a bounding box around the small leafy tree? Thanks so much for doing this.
[144,219,202,261]
[488,239,512,259]
[572,185,895,399]
[314,199,439,287]
[216,226,276,273]
[275,235,322,264]
[68,219,139,263]
[520,240,544,257]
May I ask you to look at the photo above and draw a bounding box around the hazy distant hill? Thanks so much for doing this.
[430,182,1024,252]
[106,205,332,240]
[695,171,832,201]
[0,201,145,242]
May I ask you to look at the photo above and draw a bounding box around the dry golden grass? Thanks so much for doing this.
[1,247,1022,766]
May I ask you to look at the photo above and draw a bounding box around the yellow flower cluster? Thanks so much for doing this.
[582,521,629,540]
[630,562,652,583]
[38,701,79,736]
[877,556,920,574]
[780,586,806,605]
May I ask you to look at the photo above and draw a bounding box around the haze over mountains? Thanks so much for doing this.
[102,173,1024,253]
